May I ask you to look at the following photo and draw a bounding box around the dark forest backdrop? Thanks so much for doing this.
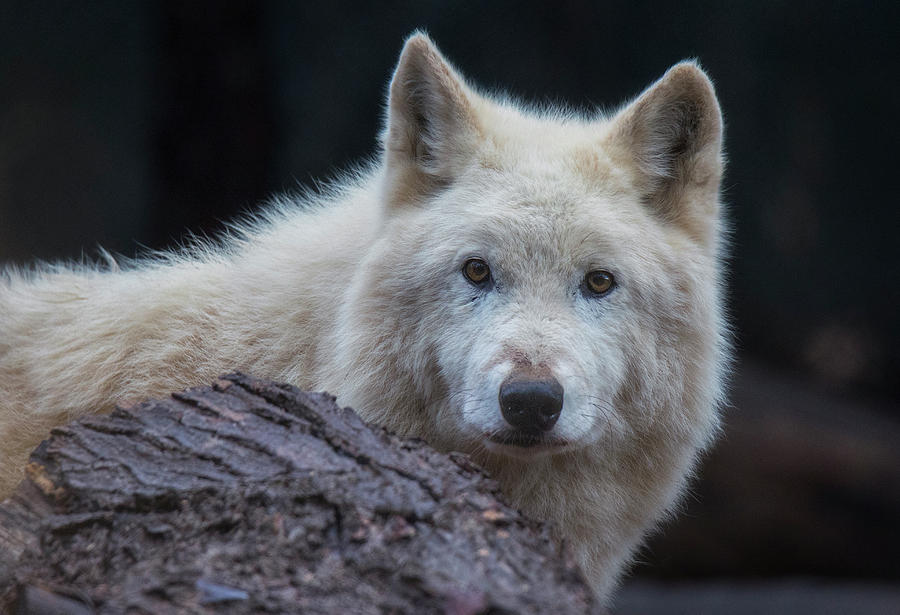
[1,0,898,601]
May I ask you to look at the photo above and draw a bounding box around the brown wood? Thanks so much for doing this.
[0,373,601,614]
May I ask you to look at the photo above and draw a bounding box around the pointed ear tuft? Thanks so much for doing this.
[383,33,480,200]
[608,62,724,233]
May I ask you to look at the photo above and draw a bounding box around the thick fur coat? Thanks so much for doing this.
[0,34,728,601]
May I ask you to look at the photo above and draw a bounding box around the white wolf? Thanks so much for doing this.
[0,34,727,601]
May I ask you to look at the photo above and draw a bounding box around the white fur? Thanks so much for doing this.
[0,33,728,603]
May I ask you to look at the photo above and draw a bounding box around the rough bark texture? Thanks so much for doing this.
[0,374,600,615]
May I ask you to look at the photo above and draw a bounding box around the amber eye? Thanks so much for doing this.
[463,258,491,284]
[585,269,614,295]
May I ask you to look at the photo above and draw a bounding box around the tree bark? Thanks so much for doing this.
[0,373,600,614]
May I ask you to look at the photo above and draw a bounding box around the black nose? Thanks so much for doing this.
[499,377,564,432]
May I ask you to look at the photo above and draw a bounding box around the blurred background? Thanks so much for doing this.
[1,2,898,612]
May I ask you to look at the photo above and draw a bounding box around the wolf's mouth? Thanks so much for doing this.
[487,430,568,449]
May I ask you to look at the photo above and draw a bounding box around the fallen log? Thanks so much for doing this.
[0,373,601,614]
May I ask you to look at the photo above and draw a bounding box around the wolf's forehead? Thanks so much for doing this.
[492,177,634,232]
[480,116,630,188]
[464,198,627,265]
[442,164,650,262]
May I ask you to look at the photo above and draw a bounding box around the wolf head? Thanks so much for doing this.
[335,34,727,466]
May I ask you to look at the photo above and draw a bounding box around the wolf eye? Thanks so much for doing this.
[463,258,491,284]
[585,270,615,295]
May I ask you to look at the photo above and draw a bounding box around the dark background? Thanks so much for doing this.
[2,1,898,610]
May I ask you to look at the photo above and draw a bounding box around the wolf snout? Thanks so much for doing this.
[499,375,564,432]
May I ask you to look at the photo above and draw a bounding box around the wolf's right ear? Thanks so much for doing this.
[383,33,481,203]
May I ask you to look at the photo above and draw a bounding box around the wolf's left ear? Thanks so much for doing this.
[383,33,481,202]
[607,62,724,239]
